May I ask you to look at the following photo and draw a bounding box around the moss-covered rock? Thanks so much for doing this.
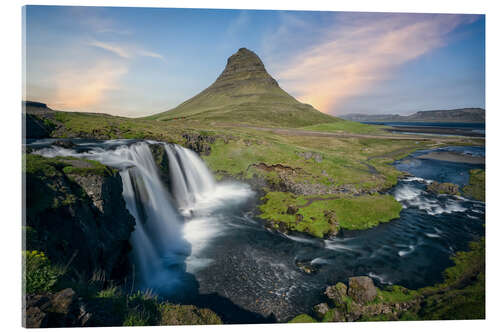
[24,153,135,282]
[325,282,347,307]
[149,143,171,188]
[426,181,460,195]
[160,304,222,325]
[348,276,377,304]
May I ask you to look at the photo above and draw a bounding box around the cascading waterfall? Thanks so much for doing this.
[32,139,253,293]
[116,143,191,291]
[163,144,216,214]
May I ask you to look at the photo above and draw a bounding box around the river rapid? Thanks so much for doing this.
[27,139,485,323]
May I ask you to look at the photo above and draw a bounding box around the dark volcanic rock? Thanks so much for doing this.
[25,154,135,281]
[24,113,51,139]
[53,140,75,149]
[183,133,215,155]
[24,289,79,328]
[149,143,171,188]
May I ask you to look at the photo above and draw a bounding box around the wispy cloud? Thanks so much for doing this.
[272,13,478,114]
[88,40,166,61]
[88,40,131,58]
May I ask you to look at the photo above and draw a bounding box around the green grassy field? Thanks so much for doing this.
[463,169,485,201]
[27,106,484,238]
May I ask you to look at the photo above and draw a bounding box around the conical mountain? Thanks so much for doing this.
[148,48,339,127]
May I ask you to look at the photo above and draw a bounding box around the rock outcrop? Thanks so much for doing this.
[319,276,420,322]
[426,181,460,195]
[149,143,171,188]
[182,133,216,156]
[24,288,79,328]
[24,154,136,281]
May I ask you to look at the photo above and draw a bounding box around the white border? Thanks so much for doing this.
[2,1,498,332]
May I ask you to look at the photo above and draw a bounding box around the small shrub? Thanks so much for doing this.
[123,291,162,326]
[23,250,60,294]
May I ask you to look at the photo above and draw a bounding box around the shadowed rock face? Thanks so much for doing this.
[208,48,279,92]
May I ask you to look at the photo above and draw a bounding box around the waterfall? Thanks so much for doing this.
[163,144,216,214]
[115,143,190,291]
[32,139,253,293]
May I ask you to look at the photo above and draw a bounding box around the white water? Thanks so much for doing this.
[162,144,254,273]
[394,182,468,215]
[34,141,254,291]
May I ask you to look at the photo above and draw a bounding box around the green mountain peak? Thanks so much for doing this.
[147,48,339,127]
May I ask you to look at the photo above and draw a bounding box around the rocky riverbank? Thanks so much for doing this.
[290,237,485,323]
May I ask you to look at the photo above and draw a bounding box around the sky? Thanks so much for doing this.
[24,6,485,117]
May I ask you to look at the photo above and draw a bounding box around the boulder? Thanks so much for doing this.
[325,282,347,307]
[313,303,330,319]
[324,210,340,236]
[24,289,78,328]
[286,205,298,214]
[52,140,75,149]
[426,181,460,195]
[348,276,377,304]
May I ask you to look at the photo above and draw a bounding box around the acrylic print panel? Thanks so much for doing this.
[22,4,485,328]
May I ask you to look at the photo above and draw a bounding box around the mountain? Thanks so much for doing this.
[341,108,485,123]
[147,48,340,127]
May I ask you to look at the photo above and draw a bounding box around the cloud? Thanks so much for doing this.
[48,61,128,111]
[273,13,478,114]
[88,40,131,58]
[88,40,166,61]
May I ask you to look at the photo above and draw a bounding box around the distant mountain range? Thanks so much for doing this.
[147,48,340,127]
[341,108,485,123]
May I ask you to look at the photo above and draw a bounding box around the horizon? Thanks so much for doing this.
[24,6,485,117]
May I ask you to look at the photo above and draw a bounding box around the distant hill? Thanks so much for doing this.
[147,48,340,127]
[341,108,485,123]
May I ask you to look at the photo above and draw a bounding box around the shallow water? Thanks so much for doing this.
[27,140,485,323]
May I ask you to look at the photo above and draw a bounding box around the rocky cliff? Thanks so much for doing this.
[24,154,136,281]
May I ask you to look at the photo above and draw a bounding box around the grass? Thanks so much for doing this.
[376,285,419,304]
[301,121,387,134]
[62,159,116,177]
[259,192,402,237]
[462,169,485,201]
[288,314,318,323]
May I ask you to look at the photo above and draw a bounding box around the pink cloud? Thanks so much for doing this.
[276,13,478,114]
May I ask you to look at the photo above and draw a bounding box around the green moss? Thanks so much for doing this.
[259,192,401,237]
[462,169,485,201]
[62,159,116,177]
[160,304,222,325]
[376,285,418,304]
[288,314,318,323]
[24,154,67,178]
